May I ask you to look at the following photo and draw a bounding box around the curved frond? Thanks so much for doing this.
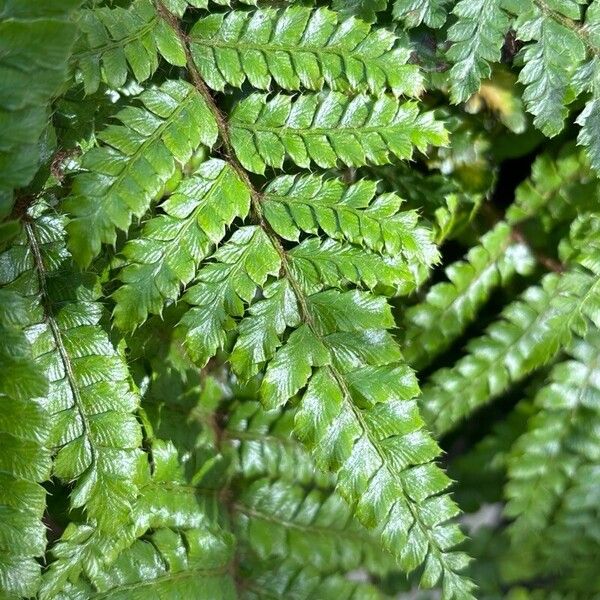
[113,159,250,330]
[511,0,586,137]
[402,222,535,370]
[64,80,218,267]
[0,209,144,532]
[505,333,600,573]
[421,232,600,435]
[262,175,438,263]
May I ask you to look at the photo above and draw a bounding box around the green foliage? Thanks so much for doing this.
[189,6,422,96]
[3,1,600,599]
[64,79,217,267]
[0,209,145,535]
[113,158,250,330]
[74,0,187,94]
[505,333,600,576]
[0,1,81,218]
[445,0,600,172]
[447,0,510,103]
[402,222,535,370]
[229,92,447,173]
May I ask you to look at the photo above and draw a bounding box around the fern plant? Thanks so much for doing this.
[2,1,600,599]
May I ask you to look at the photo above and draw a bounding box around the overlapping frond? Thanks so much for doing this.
[402,222,535,370]
[225,400,333,487]
[421,214,600,435]
[113,159,250,330]
[64,79,218,267]
[242,559,386,600]
[0,207,144,533]
[446,0,600,171]
[54,528,236,600]
[505,333,600,573]
[74,0,186,93]
[212,280,472,594]
[234,478,394,575]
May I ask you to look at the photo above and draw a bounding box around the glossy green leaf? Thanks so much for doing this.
[113,159,250,330]
[402,223,535,370]
[64,80,218,267]
[74,0,186,94]
[190,6,421,96]
[229,92,447,174]
[0,1,80,217]
[0,209,144,534]
[180,226,281,365]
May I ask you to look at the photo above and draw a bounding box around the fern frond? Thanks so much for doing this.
[74,0,186,94]
[189,6,422,96]
[234,478,394,575]
[64,80,218,267]
[392,0,450,28]
[0,209,144,532]
[509,0,586,137]
[113,158,250,330]
[229,93,447,174]
[288,238,413,292]
[55,528,235,599]
[0,290,51,598]
[447,0,510,104]
[506,146,598,231]
[402,222,535,370]
[420,274,563,435]
[0,1,80,216]
[242,559,386,600]
[225,400,333,487]
[505,332,600,571]
[41,438,202,599]
[180,226,282,365]
[231,287,473,596]
[421,234,600,435]
[262,175,438,263]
